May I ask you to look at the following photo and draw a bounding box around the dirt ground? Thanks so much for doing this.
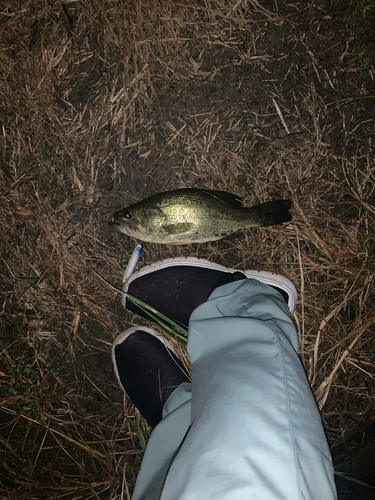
[1,0,375,498]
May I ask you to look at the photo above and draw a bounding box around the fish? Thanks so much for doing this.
[109,188,292,244]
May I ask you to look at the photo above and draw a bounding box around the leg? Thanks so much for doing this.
[113,258,336,500]
[160,278,336,500]
[112,326,191,500]
[130,382,192,500]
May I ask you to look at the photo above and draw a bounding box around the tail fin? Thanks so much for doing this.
[252,199,292,227]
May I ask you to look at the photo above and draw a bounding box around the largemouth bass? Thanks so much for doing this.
[109,188,292,244]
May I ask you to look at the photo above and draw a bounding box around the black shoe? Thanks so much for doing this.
[121,257,297,327]
[112,326,190,428]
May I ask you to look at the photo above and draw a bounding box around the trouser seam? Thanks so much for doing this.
[270,319,303,500]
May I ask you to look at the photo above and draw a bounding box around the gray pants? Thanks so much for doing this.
[132,279,337,500]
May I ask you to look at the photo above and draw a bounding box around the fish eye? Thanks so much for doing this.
[124,210,132,219]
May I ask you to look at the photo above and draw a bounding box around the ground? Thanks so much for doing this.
[0,0,375,498]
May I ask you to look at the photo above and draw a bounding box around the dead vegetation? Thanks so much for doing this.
[0,0,374,498]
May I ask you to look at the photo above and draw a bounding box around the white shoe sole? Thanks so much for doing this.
[122,257,297,313]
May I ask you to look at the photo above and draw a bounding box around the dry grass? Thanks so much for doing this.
[1,0,375,498]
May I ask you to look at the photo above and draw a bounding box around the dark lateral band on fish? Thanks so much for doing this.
[109,188,292,245]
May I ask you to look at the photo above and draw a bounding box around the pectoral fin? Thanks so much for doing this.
[164,222,194,235]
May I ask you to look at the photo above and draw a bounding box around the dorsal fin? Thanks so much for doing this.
[202,190,243,207]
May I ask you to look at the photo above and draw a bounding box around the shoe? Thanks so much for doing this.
[112,326,190,428]
[122,257,297,327]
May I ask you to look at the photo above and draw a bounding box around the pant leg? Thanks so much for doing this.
[132,279,337,500]
[131,383,192,500]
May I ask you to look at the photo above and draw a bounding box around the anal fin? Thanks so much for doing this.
[218,231,246,241]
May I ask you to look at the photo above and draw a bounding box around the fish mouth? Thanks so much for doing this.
[109,219,129,235]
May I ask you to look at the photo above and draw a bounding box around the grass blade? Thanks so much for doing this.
[335,470,375,489]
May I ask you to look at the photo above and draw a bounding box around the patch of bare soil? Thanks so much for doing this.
[1,0,374,498]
